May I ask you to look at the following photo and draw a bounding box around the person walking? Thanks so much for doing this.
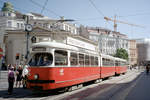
[146,64,149,75]
[8,66,15,95]
[15,65,23,88]
[22,65,28,88]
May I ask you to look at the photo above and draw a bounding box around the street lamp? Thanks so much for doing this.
[25,24,33,60]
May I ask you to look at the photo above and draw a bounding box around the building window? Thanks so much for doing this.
[65,25,69,31]
[7,21,12,27]
[17,23,20,28]
[8,13,11,16]
[21,23,24,29]
[30,16,33,19]
[38,23,42,27]
[3,13,5,16]
[34,22,37,25]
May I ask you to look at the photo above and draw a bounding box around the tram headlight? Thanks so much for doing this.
[34,74,39,80]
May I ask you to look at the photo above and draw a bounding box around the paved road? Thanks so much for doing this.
[0,69,145,100]
[126,72,150,100]
[61,69,143,100]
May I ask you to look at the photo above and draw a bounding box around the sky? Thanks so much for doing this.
[0,0,150,39]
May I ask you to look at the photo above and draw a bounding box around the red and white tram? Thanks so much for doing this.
[27,41,127,91]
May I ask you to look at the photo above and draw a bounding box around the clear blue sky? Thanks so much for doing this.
[1,0,150,39]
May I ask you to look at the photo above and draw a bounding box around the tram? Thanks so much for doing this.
[26,39,127,91]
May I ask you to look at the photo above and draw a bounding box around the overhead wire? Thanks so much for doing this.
[119,12,150,18]
[88,0,105,17]
[29,0,61,17]
[88,0,114,28]
[40,0,48,14]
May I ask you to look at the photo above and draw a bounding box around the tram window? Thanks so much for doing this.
[85,55,90,66]
[102,58,109,66]
[121,61,125,66]
[112,60,115,66]
[70,52,78,66]
[95,57,98,66]
[118,61,121,66]
[106,59,110,66]
[115,61,118,66]
[55,50,68,66]
[120,61,123,66]
[108,59,111,66]
[102,58,105,66]
[79,53,84,66]
[91,56,94,66]
[28,53,53,66]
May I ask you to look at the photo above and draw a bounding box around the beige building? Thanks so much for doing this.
[129,40,138,66]
[4,26,96,65]
[4,26,69,65]
[0,2,79,65]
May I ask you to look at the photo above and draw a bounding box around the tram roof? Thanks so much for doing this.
[32,42,78,51]
[32,42,98,54]
[101,54,126,62]
[101,54,115,59]
[114,57,126,62]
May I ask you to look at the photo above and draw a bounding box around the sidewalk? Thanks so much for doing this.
[0,70,32,99]
[0,70,8,90]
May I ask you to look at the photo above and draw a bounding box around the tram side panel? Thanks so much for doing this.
[48,67,101,89]
[115,66,127,74]
[100,67,115,78]
[100,57,115,78]
[27,66,101,90]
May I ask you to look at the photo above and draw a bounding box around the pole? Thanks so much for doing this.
[26,32,29,59]
[25,16,30,60]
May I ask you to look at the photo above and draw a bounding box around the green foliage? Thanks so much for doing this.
[114,48,128,60]
[2,2,14,12]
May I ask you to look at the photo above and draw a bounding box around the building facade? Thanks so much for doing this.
[128,40,137,66]
[88,27,129,56]
[136,38,150,65]
[0,2,78,65]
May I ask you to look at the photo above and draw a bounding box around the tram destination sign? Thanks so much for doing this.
[67,37,97,51]
[32,47,46,51]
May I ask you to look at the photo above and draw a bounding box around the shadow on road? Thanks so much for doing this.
[0,87,67,99]
[61,71,145,100]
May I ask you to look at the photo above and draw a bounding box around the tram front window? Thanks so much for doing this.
[28,53,53,66]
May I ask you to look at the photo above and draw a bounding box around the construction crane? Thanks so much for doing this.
[104,15,145,32]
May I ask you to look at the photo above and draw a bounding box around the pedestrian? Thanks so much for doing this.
[22,65,28,88]
[7,64,11,70]
[8,66,15,95]
[146,64,149,75]
[15,65,23,88]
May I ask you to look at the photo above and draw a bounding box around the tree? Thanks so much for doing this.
[114,48,128,60]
